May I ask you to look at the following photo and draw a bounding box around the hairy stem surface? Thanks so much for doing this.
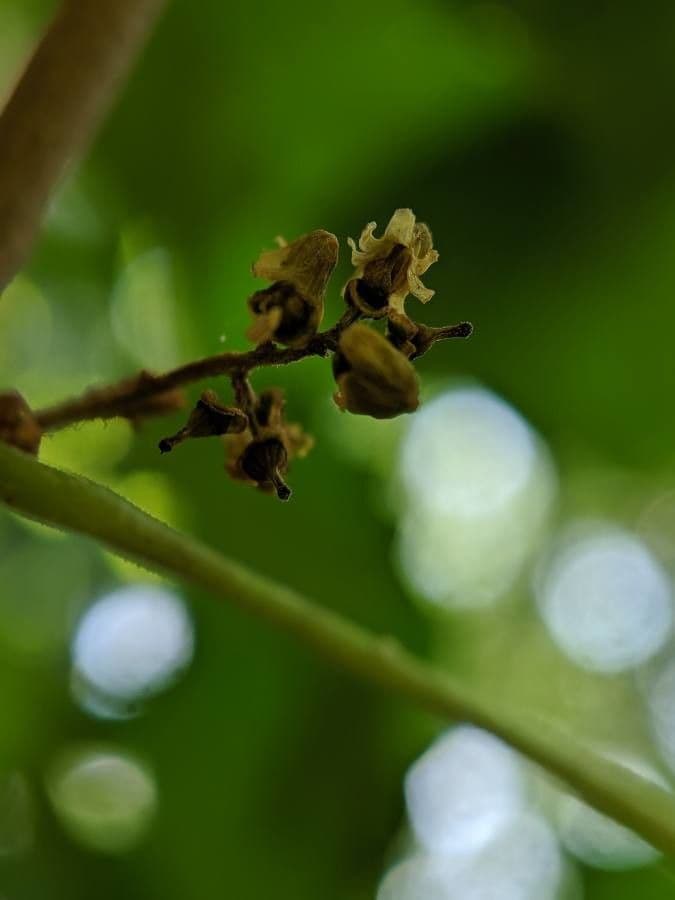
[34,312,358,431]
[34,314,472,432]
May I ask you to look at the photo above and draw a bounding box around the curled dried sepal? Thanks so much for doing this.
[346,209,438,316]
[332,324,419,419]
[387,312,473,359]
[248,229,339,348]
[283,421,314,460]
[0,391,41,454]
[224,388,312,500]
[159,390,247,453]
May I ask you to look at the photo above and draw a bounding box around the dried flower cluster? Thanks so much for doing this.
[3,210,471,502]
[160,209,470,498]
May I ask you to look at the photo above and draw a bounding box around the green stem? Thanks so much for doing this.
[1,440,674,853]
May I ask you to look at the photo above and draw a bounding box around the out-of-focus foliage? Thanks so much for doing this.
[2,0,675,897]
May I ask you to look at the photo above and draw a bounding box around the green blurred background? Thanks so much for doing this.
[3,0,675,897]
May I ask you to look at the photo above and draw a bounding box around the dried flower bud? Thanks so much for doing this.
[248,229,339,348]
[224,387,312,500]
[346,209,438,317]
[344,243,412,318]
[408,321,473,359]
[387,312,473,359]
[159,390,247,453]
[0,391,41,455]
[239,437,291,501]
[332,324,419,419]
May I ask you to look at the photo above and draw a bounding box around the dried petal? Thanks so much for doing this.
[253,229,339,302]
[283,422,314,460]
[346,209,438,315]
[344,244,413,319]
[249,229,339,347]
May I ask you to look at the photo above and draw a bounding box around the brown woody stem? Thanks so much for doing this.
[0,0,169,292]
[35,310,359,432]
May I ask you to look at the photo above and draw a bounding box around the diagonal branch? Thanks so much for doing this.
[0,0,169,293]
[34,316,472,431]
[1,439,675,855]
[34,315,351,431]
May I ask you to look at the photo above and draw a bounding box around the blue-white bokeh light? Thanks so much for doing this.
[46,746,158,854]
[397,386,556,609]
[71,585,194,717]
[378,812,564,900]
[404,725,526,857]
[536,524,672,673]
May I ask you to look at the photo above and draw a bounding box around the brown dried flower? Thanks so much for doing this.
[21,208,472,505]
[248,229,339,348]
[345,209,438,319]
[159,390,248,453]
[224,388,313,500]
[332,324,419,419]
[0,391,42,455]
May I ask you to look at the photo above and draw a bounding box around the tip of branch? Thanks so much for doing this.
[448,321,473,338]
[273,472,292,501]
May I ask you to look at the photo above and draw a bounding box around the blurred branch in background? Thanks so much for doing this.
[0,0,168,292]
[2,439,675,858]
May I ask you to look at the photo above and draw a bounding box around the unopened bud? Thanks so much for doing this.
[333,324,419,419]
